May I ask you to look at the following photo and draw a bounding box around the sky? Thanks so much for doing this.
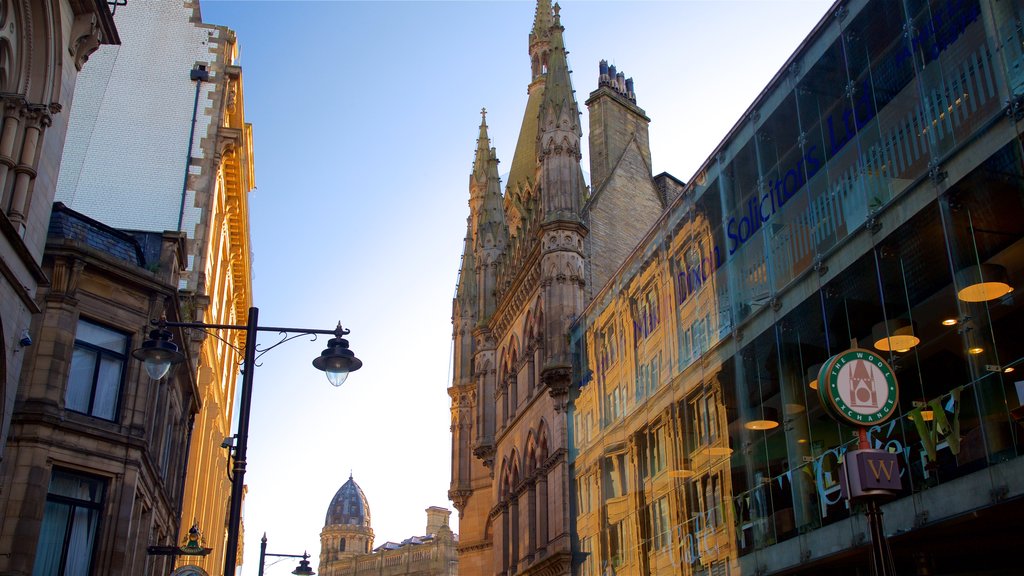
[197,0,833,573]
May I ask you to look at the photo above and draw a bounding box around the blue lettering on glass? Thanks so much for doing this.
[713,0,979,264]
[895,0,982,68]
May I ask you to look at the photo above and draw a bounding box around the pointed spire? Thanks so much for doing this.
[537,1,586,221]
[464,113,508,324]
[456,216,477,304]
[531,0,553,45]
[473,108,492,180]
[540,5,578,125]
[529,0,554,82]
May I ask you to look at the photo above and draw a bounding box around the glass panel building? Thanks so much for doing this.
[569,0,1024,574]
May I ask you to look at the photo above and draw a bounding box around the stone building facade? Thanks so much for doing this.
[448,2,674,575]
[567,1,1024,575]
[52,1,255,573]
[0,0,119,479]
[0,203,198,575]
[319,474,458,576]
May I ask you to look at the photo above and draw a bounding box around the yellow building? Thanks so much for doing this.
[459,1,1024,575]
[570,0,1024,574]
[51,2,255,573]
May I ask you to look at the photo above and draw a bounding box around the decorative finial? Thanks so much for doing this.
[481,107,487,121]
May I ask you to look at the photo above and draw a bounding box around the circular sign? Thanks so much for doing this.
[171,567,209,576]
[817,349,899,426]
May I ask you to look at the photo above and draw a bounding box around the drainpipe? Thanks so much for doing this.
[177,66,209,232]
[175,413,196,538]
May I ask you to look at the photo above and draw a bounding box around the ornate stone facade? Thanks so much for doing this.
[50,2,255,573]
[0,203,197,575]
[319,475,458,576]
[449,2,668,575]
[0,0,119,487]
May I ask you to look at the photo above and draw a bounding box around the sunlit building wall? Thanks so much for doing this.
[570,0,1024,574]
[52,1,255,573]
[449,2,673,575]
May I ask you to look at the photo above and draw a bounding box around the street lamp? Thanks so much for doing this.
[258,534,315,576]
[132,306,361,576]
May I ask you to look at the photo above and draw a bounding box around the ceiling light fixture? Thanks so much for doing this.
[872,319,920,352]
[956,263,1013,302]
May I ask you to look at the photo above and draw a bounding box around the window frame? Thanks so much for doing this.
[65,318,130,422]
[32,467,107,576]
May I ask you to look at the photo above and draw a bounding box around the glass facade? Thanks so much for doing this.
[569,0,1024,573]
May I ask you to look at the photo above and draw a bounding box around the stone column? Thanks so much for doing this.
[0,96,23,206]
[7,104,53,234]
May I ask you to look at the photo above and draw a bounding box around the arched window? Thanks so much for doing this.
[339,537,345,552]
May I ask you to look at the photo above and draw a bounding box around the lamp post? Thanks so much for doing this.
[258,534,316,575]
[133,306,361,576]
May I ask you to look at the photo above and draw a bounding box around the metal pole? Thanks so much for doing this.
[258,533,267,576]
[866,499,896,576]
[224,306,259,576]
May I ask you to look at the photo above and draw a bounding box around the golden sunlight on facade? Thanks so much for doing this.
[456,0,1024,575]
[44,1,256,573]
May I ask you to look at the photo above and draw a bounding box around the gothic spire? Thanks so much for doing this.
[456,217,477,307]
[539,4,580,134]
[529,0,554,82]
[531,0,553,39]
[466,110,507,324]
[471,108,491,184]
[538,2,586,221]
[469,109,507,249]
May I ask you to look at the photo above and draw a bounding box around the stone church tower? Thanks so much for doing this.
[449,2,669,575]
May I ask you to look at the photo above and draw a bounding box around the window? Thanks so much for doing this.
[33,469,106,576]
[598,322,618,376]
[634,286,660,340]
[607,520,629,567]
[688,389,722,452]
[604,385,624,424]
[66,320,128,421]
[576,474,594,515]
[651,496,670,550]
[638,426,667,480]
[580,536,594,576]
[603,453,628,499]
[636,355,662,402]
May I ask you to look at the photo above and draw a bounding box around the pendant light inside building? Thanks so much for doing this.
[956,263,1013,302]
[872,319,920,352]
[807,363,822,390]
[744,406,779,431]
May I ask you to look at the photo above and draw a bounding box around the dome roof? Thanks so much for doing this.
[325,473,371,528]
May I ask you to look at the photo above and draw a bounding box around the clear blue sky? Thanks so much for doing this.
[198,0,832,572]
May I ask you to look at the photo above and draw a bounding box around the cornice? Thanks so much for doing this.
[458,539,493,554]
[520,551,572,576]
